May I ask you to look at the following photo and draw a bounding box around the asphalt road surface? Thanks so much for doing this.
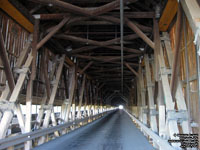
[34,110,154,150]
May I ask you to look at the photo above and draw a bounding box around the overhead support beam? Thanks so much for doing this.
[108,11,155,18]
[33,12,155,20]
[170,3,183,99]
[30,0,91,16]
[29,5,43,14]
[70,34,141,54]
[0,0,34,32]
[56,34,141,53]
[125,18,155,49]
[159,0,178,31]
[124,62,139,77]
[98,83,105,90]
[74,54,141,62]
[95,16,154,49]
[71,46,99,54]
[29,0,136,16]
[36,17,70,50]
[79,61,94,75]
[0,30,15,91]
[95,16,152,32]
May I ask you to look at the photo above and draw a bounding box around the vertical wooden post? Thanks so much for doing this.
[24,19,39,150]
[138,65,147,126]
[144,54,158,133]
[38,54,65,144]
[153,18,160,82]
[170,3,183,98]
[35,56,58,129]
[154,19,166,140]
[95,86,99,115]
[65,65,76,122]
[162,32,191,134]
[0,54,33,139]
[157,46,180,148]
[77,74,86,119]
[88,81,92,117]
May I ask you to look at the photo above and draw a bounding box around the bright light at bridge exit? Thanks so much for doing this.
[119,105,124,109]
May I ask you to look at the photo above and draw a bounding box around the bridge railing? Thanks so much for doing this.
[125,110,177,150]
[0,109,115,149]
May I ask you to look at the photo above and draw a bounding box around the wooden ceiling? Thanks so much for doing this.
[6,0,168,101]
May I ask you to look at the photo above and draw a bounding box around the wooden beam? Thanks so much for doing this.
[170,3,183,99]
[65,66,76,122]
[0,29,15,91]
[0,0,33,32]
[36,17,70,50]
[125,18,155,49]
[24,19,39,150]
[74,54,140,62]
[124,62,139,77]
[30,0,136,16]
[0,54,33,139]
[39,54,65,144]
[34,57,58,129]
[138,65,147,125]
[108,12,155,18]
[30,0,91,16]
[144,54,158,133]
[42,49,51,99]
[56,34,141,53]
[159,0,178,31]
[77,74,86,119]
[180,0,200,47]
[33,12,154,20]
[79,61,94,75]
[153,19,160,81]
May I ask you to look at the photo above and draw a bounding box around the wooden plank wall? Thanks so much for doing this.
[0,10,29,89]
[0,10,66,105]
[169,16,198,133]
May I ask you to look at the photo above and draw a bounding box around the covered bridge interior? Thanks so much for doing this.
[0,0,199,149]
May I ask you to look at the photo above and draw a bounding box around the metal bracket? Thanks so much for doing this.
[149,108,158,116]
[142,108,149,114]
[41,104,53,110]
[0,100,16,113]
[167,110,188,123]
[14,67,30,74]
[147,82,154,87]
[160,67,172,75]
[51,80,56,85]
[64,99,69,105]
[141,88,146,92]
[160,36,170,41]
[193,26,200,45]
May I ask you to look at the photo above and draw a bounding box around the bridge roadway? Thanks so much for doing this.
[34,110,153,150]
